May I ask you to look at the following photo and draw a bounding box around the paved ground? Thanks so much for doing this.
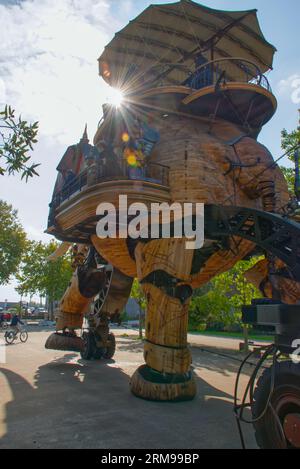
[0,328,259,449]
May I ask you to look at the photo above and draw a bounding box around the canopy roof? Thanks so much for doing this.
[98,0,276,91]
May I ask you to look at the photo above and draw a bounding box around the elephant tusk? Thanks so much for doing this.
[47,242,72,261]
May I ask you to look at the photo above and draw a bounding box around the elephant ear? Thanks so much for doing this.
[47,242,72,261]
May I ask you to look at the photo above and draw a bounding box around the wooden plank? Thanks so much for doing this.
[135,238,194,283]
[142,283,190,348]
[144,340,192,374]
[91,236,137,278]
[56,271,92,330]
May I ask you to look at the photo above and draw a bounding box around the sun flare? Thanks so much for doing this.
[106,87,124,108]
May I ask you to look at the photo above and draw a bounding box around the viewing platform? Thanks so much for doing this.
[181,58,276,130]
[133,58,276,134]
[47,160,170,243]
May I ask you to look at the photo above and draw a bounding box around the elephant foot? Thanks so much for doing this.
[45,332,84,352]
[130,364,197,402]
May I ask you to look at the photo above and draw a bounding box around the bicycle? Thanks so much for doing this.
[4,327,28,345]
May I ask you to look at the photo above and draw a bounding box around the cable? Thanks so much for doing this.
[196,344,270,369]
[233,348,272,449]
[237,345,277,425]
[233,344,288,449]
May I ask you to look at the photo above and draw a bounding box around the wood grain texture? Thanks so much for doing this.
[150,114,289,211]
[142,283,190,348]
[135,238,194,283]
[55,311,84,330]
[132,238,194,398]
[130,365,197,402]
[91,235,137,278]
[55,180,170,233]
[144,340,192,374]
[55,271,92,330]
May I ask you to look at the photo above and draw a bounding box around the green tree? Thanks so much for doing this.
[281,126,300,159]
[16,240,73,318]
[280,117,300,195]
[43,243,73,317]
[223,259,261,313]
[0,105,39,180]
[189,259,261,333]
[280,166,295,194]
[130,279,146,339]
[189,280,234,331]
[189,283,214,330]
[15,240,44,298]
[224,259,262,350]
[0,200,26,285]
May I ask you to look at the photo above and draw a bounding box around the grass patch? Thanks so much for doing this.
[188,329,273,342]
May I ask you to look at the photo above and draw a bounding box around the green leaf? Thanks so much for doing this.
[0,105,40,181]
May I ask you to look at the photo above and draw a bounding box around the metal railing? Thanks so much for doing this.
[50,160,170,211]
[57,170,88,205]
[184,57,272,93]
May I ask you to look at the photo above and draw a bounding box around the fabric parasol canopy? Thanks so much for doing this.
[98,0,276,92]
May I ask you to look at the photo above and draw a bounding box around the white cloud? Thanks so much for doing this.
[25,224,52,242]
[277,74,300,104]
[0,0,121,144]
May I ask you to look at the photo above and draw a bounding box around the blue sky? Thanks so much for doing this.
[0,0,299,301]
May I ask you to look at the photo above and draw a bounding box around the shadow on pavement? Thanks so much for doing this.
[0,343,257,449]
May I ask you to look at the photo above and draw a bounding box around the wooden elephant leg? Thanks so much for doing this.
[55,246,107,330]
[45,247,107,352]
[130,238,196,401]
[56,256,106,330]
[45,270,93,351]
[55,270,93,331]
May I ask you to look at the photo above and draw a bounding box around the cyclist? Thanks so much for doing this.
[10,314,24,334]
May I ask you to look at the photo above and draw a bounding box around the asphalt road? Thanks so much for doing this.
[0,329,258,449]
